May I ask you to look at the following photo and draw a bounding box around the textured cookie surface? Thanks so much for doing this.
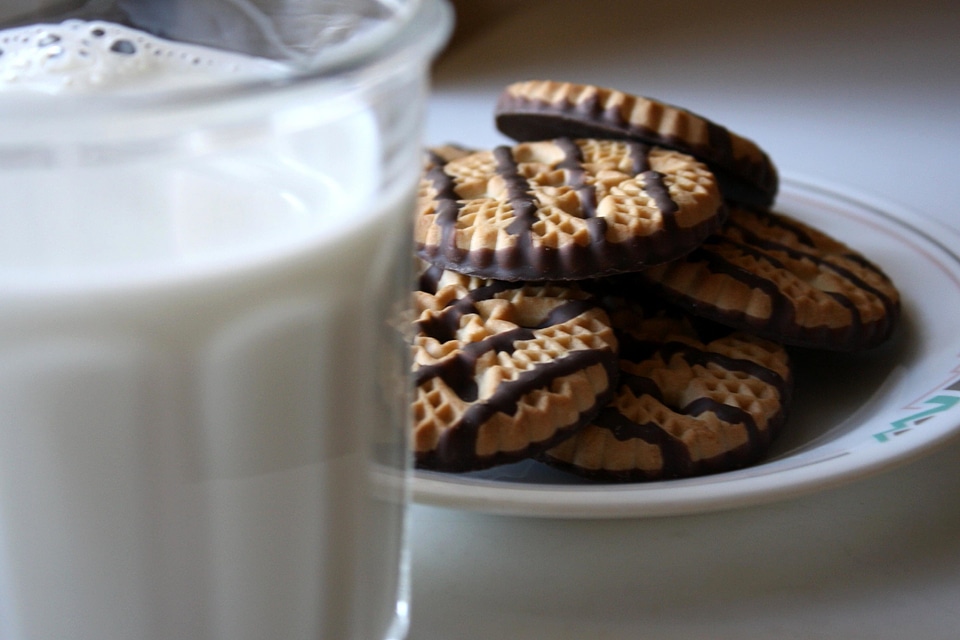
[424,144,476,170]
[412,265,619,472]
[495,80,779,208]
[416,137,724,281]
[637,206,901,351]
[542,298,792,482]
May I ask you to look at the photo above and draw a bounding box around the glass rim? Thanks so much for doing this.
[0,0,453,116]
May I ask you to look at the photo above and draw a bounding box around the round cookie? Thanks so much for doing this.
[541,297,792,482]
[636,205,901,351]
[412,264,619,472]
[416,137,725,281]
[495,80,779,208]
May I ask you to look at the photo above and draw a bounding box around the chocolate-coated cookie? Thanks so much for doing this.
[416,137,725,281]
[636,205,901,351]
[541,297,792,481]
[495,80,779,208]
[412,265,619,472]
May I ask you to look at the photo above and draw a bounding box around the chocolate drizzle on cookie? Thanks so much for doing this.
[541,304,791,481]
[616,333,788,443]
[416,138,724,281]
[554,137,606,243]
[728,212,899,322]
[641,207,901,351]
[424,163,465,266]
[419,343,617,471]
[497,146,538,237]
[415,282,597,402]
[413,279,619,472]
[425,149,448,170]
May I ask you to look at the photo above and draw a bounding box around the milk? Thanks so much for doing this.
[0,18,419,640]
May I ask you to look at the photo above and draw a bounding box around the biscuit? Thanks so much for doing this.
[424,144,476,170]
[541,297,792,481]
[412,265,619,472]
[495,80,779,208]
[416,137,725,281]
[636,205,901,351]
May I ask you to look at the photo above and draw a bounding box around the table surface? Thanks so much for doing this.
[408,1,960,638]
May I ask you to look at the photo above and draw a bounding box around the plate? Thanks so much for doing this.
[411,176,960,518]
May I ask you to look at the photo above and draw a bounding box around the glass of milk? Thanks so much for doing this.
[0,2,451,640]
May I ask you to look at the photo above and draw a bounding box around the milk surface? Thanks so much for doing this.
[0,19,413,640]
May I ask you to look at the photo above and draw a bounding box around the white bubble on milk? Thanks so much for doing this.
[0,19,285,94]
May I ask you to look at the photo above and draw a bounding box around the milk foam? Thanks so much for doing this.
[0,19,285,94]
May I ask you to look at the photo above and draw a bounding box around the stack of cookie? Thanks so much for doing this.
[411,80,900,482]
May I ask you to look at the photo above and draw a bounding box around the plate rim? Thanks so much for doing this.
[410,174,960,519]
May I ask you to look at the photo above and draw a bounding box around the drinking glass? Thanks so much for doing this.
[0,1,451,639]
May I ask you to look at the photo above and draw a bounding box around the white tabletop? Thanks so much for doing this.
[409,1,960,637]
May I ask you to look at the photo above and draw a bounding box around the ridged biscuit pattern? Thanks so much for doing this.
[542,298,792,481]
[638,206,901,351]
[416,138,725,281]
[412,265,619,472]
[495,80,779,208]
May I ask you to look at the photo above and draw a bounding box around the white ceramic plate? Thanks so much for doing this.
[411,176,960,518]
